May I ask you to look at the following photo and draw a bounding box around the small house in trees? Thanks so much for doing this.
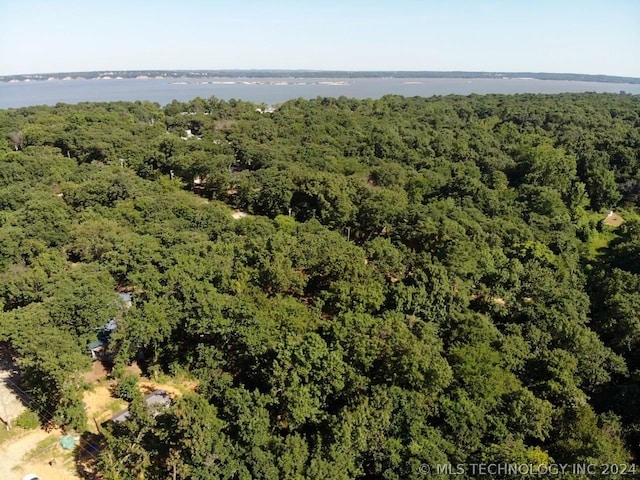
[88,340,106,360]
[603,211,625,227]
[87,318,118,360]
[108,390,172,424]
[87,317,118,360]
[87,293,132,360]
[88,321,114,360]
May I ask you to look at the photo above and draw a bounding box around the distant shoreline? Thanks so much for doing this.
[2,70,639,85]
[3,77,638,109]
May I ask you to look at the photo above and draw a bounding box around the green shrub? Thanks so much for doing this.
[115,373,140,402]
[15,409,40,429]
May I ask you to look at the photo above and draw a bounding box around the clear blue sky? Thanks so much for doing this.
[1,0,638,76]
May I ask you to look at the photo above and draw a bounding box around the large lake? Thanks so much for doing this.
[1,77,639,108]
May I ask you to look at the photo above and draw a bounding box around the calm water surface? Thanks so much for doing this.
[1,77,638,108]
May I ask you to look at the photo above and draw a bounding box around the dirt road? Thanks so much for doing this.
[0,429,81,480]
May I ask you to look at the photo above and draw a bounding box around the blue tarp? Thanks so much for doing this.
[59,435,75,450]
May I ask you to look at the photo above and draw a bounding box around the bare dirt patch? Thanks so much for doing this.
[124,363,143,376]
[83,384,127,427]
[603,212,625,227]
[82,361,108,383]
[139,378,198,398]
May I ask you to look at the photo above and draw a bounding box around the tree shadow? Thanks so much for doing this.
[74,430,104,480]
[0,342,31,427]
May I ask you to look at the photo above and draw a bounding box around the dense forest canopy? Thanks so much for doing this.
[0,92,639,479]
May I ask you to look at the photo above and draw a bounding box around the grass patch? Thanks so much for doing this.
[24,434,59,461]
[0,425,22,445]
[587,231,617,258]
[578,209,607,227]
[106,399,127,415]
